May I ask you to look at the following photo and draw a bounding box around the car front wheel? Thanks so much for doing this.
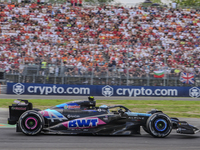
[146,113,172,138]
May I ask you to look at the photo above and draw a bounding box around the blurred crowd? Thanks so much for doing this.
[0,2,200,77]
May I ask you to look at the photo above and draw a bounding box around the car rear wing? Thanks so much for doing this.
[8,99,33,125]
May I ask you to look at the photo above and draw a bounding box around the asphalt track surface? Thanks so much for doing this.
[1,95,200,150]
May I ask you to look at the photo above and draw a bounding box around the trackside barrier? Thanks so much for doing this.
[6,82,200,98]
[0,85,7,94]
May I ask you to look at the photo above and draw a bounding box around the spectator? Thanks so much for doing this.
[49,64,55,75]
[40,59,47,76]
[171,1,177,9]
[9,63,16,74]
[0,2,199,79]
[40,0,45,4]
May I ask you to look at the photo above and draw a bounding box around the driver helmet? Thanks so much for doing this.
[88,96,94,101]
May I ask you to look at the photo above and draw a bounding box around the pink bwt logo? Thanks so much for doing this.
[62,118,106,129]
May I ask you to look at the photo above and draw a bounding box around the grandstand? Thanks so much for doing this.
[0,1,200,86]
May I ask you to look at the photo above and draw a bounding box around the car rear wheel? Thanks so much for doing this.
[18,110,44,135]
[146,113,172,138]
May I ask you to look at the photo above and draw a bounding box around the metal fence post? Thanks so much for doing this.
[33,74,35,83]
[126,65,129,86]
[18,74,20,83]
[43,76,45,84]
[62,74,64,84]
[147,74,149,86]
[106,68,108,85]
[90,51,94,85]
[126,44,130,86]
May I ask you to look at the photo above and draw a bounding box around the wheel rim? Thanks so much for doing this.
[154,119,167,132]
[25,117,38,130]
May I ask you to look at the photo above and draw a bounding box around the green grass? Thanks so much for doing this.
[1,99,200,118]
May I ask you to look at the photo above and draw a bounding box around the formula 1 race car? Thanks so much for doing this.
[8,96,199,138]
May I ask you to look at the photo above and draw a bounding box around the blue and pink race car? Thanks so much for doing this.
[8,96,199,138]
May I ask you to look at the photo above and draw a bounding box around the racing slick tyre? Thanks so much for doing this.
[146,113,172,138]
[18,110,44,136]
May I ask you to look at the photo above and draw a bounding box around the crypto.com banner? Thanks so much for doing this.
[7,82,200,97]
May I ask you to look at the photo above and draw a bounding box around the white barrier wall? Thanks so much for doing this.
[0,85,7,94]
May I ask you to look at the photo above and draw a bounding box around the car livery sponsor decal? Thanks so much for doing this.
[39,109,68,122]
[64,105,80,109]
[67,115,80,118]
[129,116,145,120]
[102,115,109,121]
[125,112,151,117]
[178,122,188,126]
[56,103,80,109]
[62,117,106,129]
[11,107,27,111]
